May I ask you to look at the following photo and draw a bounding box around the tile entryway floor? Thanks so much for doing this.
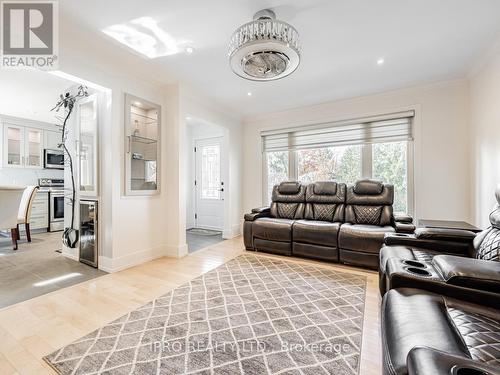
[0,231,106,309]
[186,229,224,252]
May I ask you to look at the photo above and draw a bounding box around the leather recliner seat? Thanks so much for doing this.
[244,179,413,268]
[379,185,500,294]
[381,288,500,375]
[246,181,306,256]
[339,180,396,268]
[292,181,346,261]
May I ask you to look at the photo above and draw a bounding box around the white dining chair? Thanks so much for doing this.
[0,186,25,250]
[17,185,39,243]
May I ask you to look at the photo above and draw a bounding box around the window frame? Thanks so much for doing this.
[262,140,415,215]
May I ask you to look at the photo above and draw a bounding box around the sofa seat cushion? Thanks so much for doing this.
[382,288,476,375]
[339,223,395,254]
[252,217,294,242]
[293,220,340,247]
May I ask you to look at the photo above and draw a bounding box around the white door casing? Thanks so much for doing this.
[194,137,224,230]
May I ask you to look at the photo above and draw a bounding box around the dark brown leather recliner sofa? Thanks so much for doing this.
[244,179,414,269]
[379,185,500,297]
[381,288,500,375]
[380,186,500,375]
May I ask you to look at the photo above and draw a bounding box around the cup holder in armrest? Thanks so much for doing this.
[452,366,491,375]
[403,260,426,268]
[405,267,432,277]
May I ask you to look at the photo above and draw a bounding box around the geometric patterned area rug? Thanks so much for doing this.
[44,254,367,374]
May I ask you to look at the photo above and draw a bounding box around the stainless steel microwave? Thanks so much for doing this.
[44,149,64,169]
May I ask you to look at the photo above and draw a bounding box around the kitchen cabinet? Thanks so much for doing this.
[29,191,49,230]
[1,116,62,169]
[2,124,43,168]
[124,94,160,196]
[44,130,62,150]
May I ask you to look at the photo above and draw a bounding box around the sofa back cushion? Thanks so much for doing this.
[473,227,500,262]
[345,179,394,226]
[472,189,500,261]
[270,182,306,219]
[304,182,346,222]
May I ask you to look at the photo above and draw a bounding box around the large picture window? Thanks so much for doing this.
[262,112,414,213]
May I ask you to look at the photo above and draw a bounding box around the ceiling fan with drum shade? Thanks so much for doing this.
[228,9,301,81]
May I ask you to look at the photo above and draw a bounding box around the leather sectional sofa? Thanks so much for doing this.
[382,288,500,375]
[379,185,500,297]
[380,186,500,375]
[244,179,414,269]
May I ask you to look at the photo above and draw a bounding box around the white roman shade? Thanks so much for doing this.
[262,111,414,152]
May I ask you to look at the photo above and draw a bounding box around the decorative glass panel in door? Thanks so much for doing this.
[201,144,221,200]
[195,137,224,230]
[124,94,161,195]
[78,95,98,196]
[25,128,43,168]
[4,125,23,167]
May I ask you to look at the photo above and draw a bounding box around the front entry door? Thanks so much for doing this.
[195,137,224,230]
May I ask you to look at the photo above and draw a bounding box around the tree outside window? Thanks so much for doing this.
[266,151,288,202]
[298,145,362,184]
[372,141,407,213]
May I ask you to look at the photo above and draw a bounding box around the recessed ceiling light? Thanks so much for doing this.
[377,58,385,65]
[186,116,192,120]
[185,46,195,54]
[134,101,142,107]
[247,92,252,96]
[102,17,190,59]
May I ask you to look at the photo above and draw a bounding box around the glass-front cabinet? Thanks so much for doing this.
[25,128,43,167]
[78,95,98,197]
[2,124,43,168]
[124,94,160,196]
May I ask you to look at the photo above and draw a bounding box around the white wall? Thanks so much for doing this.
[243,80,471,223]
[469,41,500,227]
[57,19,185,271]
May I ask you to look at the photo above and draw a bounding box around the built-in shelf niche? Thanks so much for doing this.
[124,94,161,196]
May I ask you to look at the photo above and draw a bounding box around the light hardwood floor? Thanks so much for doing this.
[0,237,381,375]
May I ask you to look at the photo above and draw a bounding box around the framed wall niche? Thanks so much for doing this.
[124,94,161,196]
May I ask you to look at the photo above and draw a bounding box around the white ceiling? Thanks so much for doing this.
[61,0,500,117]
[0,69,75,123]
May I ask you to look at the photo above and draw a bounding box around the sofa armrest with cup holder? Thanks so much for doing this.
[432,255,500,293]
[382,256,500,305]
[407,347,500,375]
[393,213,416,233]
[383,231,473,255]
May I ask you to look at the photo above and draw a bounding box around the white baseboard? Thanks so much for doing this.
[98,244,185,273]
[62,251,79,261]
[61,245,79,261]
[223,223,242,239]
[165,243,188,258]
